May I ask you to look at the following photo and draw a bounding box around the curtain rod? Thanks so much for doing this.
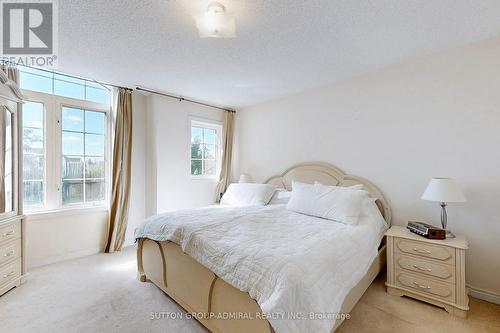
[2,60,234,112]
[135,87,235,112]
[0,60,133,91]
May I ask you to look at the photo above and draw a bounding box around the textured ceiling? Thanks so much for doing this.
[58,0,500,108]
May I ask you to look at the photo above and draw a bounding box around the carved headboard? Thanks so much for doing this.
[264,162,392,226]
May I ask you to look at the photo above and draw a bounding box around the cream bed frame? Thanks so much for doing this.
[137,162,392,333]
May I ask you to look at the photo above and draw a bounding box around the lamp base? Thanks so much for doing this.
[445,230,455,239]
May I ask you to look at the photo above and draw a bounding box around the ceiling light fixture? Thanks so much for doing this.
[195,2,236,38]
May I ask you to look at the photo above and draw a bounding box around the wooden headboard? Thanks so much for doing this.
[264,162,392,226]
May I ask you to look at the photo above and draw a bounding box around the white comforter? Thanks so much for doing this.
[135,204,386,333]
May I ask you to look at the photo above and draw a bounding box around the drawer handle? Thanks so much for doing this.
[3,250,14,257]
[2,231,14,237]
[412,248,431,254]
[413,264,432,272]
[413,282,431,289]
[3,271,14,278]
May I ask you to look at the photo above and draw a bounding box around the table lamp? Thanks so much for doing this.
[421,178,466,238]
[238,174,254,183]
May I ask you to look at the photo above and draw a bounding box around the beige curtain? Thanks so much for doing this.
[0,64,18,83]
[7,68,19,83]
[105,89,133,253]
[214,110,235,202]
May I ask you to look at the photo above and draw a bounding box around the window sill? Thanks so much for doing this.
[191,176,219,183]
[25,205,109,221]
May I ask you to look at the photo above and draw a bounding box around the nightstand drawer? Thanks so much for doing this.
[0,221,21,245]
[395,254,455,283]
[396,271,455,303]
[395,238,454,264]
[0,240,21,266]
[0,258,21,290]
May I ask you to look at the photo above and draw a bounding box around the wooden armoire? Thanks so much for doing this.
[0,68,25,296]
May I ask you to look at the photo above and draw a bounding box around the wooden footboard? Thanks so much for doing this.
[137,238,386,333]
[137,238,273,333]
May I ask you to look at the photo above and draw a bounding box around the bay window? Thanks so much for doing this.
[19,66,111,212]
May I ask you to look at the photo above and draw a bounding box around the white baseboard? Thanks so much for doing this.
[468,284,500,305]
[28,242,137,269]
[28,247,102,269]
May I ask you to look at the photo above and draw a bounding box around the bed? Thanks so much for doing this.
[136,162,391,333]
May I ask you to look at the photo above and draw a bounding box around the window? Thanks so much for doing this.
[61,107,106,204]
[19,65,111,212]
[190,120,222,178]
[22,101,45,208]
[19,66,110,104]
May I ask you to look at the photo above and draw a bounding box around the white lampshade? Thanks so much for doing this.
[195,2,236,38]
[421,178,466,203]
[238,174,253,183]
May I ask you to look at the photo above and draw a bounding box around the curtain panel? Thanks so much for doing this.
[0,64,19,83]
[214,110,235,202]
[105,89,133,253]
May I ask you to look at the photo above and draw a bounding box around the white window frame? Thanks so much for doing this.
[22,89,112,213]
[188,117,223,181]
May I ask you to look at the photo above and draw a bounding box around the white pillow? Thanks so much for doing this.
[220,183,276,207]
[361,196,389,230]
[269,189,292,205]
[287,181,369,224]
[314,181,364,190]
[270,184,360,206]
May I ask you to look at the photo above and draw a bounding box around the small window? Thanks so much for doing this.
[61,107,106,205]
[190,120,222,178]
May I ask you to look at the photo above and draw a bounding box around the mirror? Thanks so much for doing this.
[0,106,14,215]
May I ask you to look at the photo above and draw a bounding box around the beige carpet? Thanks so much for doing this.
[0,246,206,333]
[1,246,499,333]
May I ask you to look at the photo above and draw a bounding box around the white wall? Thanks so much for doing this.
[145,94,224,215]
[27,91,148,267]
[26,209,108,268]
[234,37,500,301]
[124,92,147,245]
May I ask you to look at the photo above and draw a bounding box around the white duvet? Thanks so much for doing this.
[135,204,386,333]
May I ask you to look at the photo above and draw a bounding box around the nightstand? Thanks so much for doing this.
[385,226,469,318]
